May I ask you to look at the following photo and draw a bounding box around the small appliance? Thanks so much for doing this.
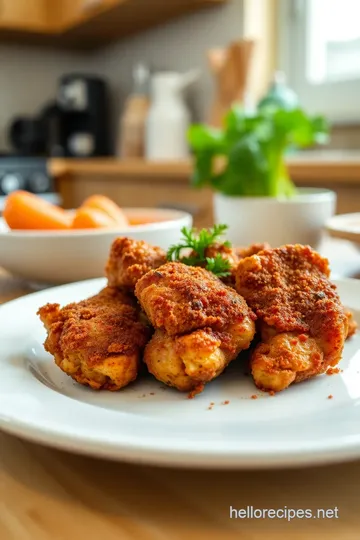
[57,74,110,157]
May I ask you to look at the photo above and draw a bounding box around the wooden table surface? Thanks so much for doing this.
[1,250,360,540]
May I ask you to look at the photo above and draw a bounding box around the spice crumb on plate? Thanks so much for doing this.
[251,395,258,400]
[328,394,333,399]
[327,367,341,375]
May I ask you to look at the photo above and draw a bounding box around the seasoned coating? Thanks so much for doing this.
[204,242,270,266]
[38,287,151,391]
[251,333,325,392]
[145,319,255,396]
[136,262,255,336]
[136,262,256,395]
[236,244,334,333]
[236,242,271,259]
[204,243,240,266]
[105,237,166,290]
[201,242,270,286]
[203,242,241,286]
[236,244,348,392]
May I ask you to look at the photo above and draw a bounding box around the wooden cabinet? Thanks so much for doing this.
[52,0,122,31]
[0,0,49,32]
[0,0,228,47]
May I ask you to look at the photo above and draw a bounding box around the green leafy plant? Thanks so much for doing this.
[167,224,231,277]
[188,104,329,197]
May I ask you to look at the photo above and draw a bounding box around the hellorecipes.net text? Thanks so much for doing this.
[230,506,339,521]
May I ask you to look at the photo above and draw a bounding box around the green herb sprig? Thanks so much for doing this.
[167,224,232,277]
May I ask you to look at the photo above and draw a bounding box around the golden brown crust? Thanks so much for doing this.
[203,243,240,286]
[38,287,151,390]
[136,261,255,395]
[236,244,336,334]
[235,242,271,259]
[136,261,256,336]
[143,329,212,395]
[251,332,325,392]
[200,243,271,287]
[236,244,348,391]
[105,237,166,290]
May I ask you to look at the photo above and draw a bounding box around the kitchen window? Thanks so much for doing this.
[278,0,360,122]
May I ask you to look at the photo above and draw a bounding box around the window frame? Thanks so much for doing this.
[278,0,360,123]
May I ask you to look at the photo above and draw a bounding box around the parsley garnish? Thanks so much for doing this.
[167,224,232,277]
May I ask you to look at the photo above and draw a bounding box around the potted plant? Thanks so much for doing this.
[188,105,334,248]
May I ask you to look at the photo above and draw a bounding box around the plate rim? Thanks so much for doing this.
[326,212,360,243]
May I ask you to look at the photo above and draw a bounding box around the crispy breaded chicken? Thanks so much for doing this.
[202,242,241,286]
[236,244,348,392]
[236,242,271,259]
[136,262,256,395]
[38,287,151,390]
[106,237,166,290]
[202,242,271,286]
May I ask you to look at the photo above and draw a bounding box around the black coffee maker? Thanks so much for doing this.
[57,74,110,157]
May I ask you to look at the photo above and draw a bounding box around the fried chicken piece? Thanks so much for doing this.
[236,244,348,392]
[136,262,256,395]
[105,237,166,290]
[251,333,324,392]
[38,287,151,390]
[235,242,271,259]
[201,242,271,286]
[203,242,241,286]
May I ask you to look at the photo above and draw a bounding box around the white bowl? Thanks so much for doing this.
[326,212,360,251]
[0,208,192,285]
[214,188,336,249]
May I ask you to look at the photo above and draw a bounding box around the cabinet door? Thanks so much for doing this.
[54,0,122,29]
[0,0,48,31]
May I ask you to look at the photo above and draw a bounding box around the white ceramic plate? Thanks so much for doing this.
[1,277,360,469]
[327,212,360,250]
[0,209,192,285]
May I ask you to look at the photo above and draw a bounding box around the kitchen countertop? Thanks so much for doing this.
[1,238,360,539]
[49,151,360,184]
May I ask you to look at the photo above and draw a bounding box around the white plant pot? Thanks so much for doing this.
[214,188,336,249]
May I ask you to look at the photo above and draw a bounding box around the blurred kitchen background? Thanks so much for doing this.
[0,0,359,227]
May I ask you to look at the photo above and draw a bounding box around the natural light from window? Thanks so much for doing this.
[307,0,360,84]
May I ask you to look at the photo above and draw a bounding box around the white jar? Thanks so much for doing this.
[146,72,193,161]
[214,188,336,249]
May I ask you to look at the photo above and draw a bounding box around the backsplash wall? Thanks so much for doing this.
[2,1,357,154]
[0,44,92,151]
[0,2,243,152]
[90,0,244,150]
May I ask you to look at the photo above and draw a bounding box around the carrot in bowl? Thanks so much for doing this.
[81,195,129,227]
[72,207,115,229]
[3,190,71,230]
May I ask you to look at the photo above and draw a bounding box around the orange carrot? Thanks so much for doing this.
[81,195,128,227]
[3,191,71,230]
[72,207,115,229]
